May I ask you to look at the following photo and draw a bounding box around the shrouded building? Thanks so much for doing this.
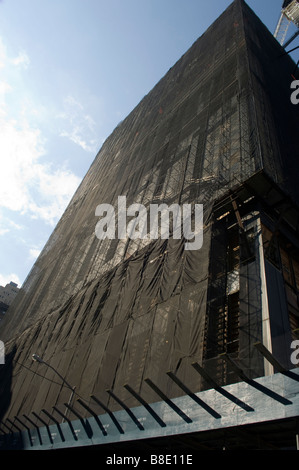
[0,0,299,451]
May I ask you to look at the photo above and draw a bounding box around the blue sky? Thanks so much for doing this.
[0,0,298,288]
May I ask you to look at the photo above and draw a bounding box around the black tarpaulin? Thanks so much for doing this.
[1,226,211,418]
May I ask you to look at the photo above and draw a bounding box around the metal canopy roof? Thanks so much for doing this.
[1,352,298,451]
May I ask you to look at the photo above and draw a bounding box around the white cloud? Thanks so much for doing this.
[0,38,30,69]
[0,216,23,237]
[0,38,81,226]
[59,94,98,152]
[29,248,41,260]
[0,273,21,288]
[0,119,80,224]
[0,80,12,97]
[8,221,23,231]
[11,51,30,69]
